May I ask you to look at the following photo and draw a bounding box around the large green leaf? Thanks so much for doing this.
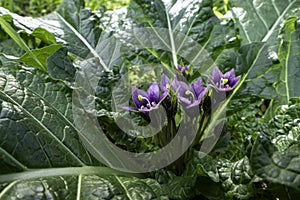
[231,0,300,46]
[277,16,300,103]
[0,171,165,199]
[0,15,46,72]
[46,47,76,83]
[251,104,300,191]
[0,66,95,171]
[251,135,300,191]
[19,44,63,70]
[45,0,104,59]
[191,153,254,199]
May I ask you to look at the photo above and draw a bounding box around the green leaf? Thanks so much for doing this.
[19,44,62,70]
[277,16,300,104]
[192,153,254,199]
[231,156,253,185]
[46,47,76,83]
[162,175,197,199]
[196,176,226,200]
[0,66,96,171]
[0,170,165,199]
[112,0,239,71]
[31,27,57,45]
[235,43,280,99]
[260,104,300,152]
[230,0,300,46]
[217,97,262,161]
[251,135,300,191]
[0,0,111,71]
[251,104,300,191]
[0,15,46,72]
[0,39,23,58]
[48,0,104,59]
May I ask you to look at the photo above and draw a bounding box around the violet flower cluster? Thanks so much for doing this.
[124,66,240,113]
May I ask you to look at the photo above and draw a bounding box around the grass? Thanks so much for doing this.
[0,0,129,17]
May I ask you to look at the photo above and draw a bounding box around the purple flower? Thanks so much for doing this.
[210,67,241,92]
[160,74,171,94]
[171,77,208,108]
[177,65,189,77]
[124,80,168,113]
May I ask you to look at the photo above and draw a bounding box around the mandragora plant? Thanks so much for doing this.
[0,0,299,199]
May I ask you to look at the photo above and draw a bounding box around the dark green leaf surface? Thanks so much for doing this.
[231,0,300,45]
[251,135,300,191]
[46,0,104,59]
[0,67,94,170]
[111,0,239,71]
[251,104,300,191]
[46,47,76,83]
[162,176,196,199]
[262,104,300,151]
[234,43,280,99]
[277,17,300,103]
[193,154,254,199]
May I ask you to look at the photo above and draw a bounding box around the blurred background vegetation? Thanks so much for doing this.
[0,0,129,16]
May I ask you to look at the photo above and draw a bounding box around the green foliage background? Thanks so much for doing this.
[0,0,129,16]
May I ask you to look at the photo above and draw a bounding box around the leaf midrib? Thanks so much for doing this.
[115,176,133,200]
[262,1,296,42]
[0,147,28,171]
[0,166,136,183]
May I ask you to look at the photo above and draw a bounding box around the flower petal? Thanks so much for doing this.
[191,77,205,98]
[172,79,196,106]
[186,99,201,108]
[186,87,208,108]
[210,67,222,84]
[177,81,193,98]
[147,81,160,103]
[122,106,138,112]
[160,74,171,92]
[197,87,208,101]
[177,65,183,71]
[132,87,149,108]
[229,76,241,88]
[223,68,235,80]
[171,78,180,91]
[178,96,193,105]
